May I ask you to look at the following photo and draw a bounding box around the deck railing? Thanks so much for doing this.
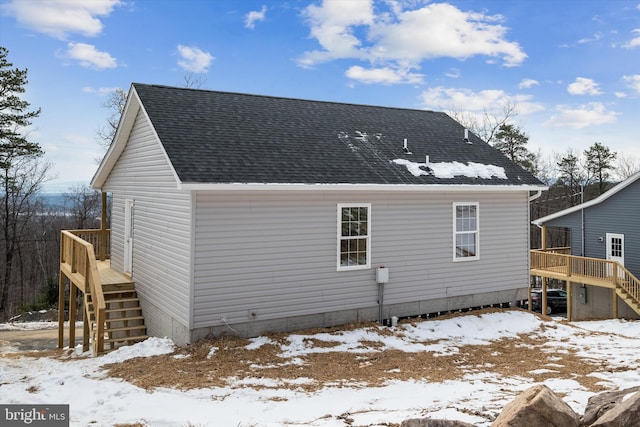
[59,230,110,354]
[531,249,640,311]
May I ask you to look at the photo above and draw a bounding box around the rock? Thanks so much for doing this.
[589,391,640,427]
[401,419,475,427]
[581,387,640,426]
[491,384,579,427]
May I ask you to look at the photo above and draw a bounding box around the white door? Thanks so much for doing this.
[606,233,625,266]
[606,233,624,279]
[124,199,134,274]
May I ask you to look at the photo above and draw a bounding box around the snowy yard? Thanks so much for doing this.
[2,309,640,426]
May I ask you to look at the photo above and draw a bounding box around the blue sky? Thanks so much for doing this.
[1,0,639,191]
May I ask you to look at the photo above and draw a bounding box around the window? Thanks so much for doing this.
[454,203,479,261]
[338,204,371,270]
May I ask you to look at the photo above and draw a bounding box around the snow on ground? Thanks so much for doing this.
[2,311,640,426]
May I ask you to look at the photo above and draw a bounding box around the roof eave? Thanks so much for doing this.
[178,182,547,192]
[91,84,141,189]
[532,170,640,226]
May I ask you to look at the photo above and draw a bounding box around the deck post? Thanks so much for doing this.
[567,282,572,321]
[100,192,107,261]
[541,225,547,250]
[542,278,548,315]
[69,284,77,348]
[58,274,65,349]
[83,307,89,352]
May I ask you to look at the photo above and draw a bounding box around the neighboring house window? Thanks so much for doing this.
[454,202,479,261]
[338,204,371,270]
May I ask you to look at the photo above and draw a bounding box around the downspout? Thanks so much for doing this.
[528,189,543,202]
[580,185,585,256]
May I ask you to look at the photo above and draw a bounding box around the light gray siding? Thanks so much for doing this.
[192,190,530,329]
[102,110,192,344]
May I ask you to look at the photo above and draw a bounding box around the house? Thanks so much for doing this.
[87,83,545,346]
[531,171,640,320]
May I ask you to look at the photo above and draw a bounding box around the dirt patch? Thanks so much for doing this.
[105,309,612,394]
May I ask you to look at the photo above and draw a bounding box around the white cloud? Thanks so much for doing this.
[245,5,267,29]
[420,86,543,115]
[622,29,640,48]
[369,3,526,66]
[65,43,117,69]
[297,1,526,85]
[577,32,603,44]
[567,77,602,95]
[82,86,121,96]
[623,74,640,94]
[519,78,539,89]
[345,65,422,84]
[445,68,461,78]
[298,0,374,68]
[177,45,215,73]
[543,102,618,129]
[1,0,121,39]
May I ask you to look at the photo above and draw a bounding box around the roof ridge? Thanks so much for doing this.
[131,82,442,115]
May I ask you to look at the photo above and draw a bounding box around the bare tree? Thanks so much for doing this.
[447,101,517,144]
[96,88,127,151]
[183,72,207,89]
[615,154,640,180]
[63,184,102,229]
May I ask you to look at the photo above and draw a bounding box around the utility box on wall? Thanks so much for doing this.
[578,285,587,304]
[376,266,389,284]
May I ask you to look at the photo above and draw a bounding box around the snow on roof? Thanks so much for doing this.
[392,159,507,179]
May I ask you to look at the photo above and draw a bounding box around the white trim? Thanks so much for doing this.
[533,171,640,226]
[453,202,479,262]
[337,203,371,271]
[178,182,546,192]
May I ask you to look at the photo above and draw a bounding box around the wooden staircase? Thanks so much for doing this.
[616,283,640,317]
[86,281,148,351]
[531,249,640,319]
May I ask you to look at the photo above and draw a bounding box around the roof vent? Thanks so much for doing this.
[463,129,471,144]
[403,138,412,154]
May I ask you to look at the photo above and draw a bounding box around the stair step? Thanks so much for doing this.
[102,289,137,296]
[105,307,143,314]
[104,334,148,344]
[105,315,145,323]
[104,298,140,304]
[106,325,147,333]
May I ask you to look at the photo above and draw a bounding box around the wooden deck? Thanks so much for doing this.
[59,230,146,354]
[530,249,640,320]
[96,261,132,286]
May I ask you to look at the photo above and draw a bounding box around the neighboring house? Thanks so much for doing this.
[91,83,545,345]
[532,171,640,319]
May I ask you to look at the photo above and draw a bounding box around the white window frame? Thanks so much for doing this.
[453,202,479,262]
[337,203,371,271]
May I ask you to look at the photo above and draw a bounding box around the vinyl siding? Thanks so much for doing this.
[192,190,530,327]
[102,110,192,331]
[545,181,640,278]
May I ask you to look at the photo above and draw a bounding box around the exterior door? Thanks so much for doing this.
[606,233,624,279]
[606,233,625,266]
[124,199,134,274]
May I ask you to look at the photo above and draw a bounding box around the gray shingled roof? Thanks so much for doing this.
[133,83,543,187]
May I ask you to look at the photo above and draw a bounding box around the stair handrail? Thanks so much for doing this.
[61,231,106,354]
[531,249,640,310]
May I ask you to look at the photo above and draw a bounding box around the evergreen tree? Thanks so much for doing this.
[492,123,536,174]
[0,46,45,317]
[584,142,616,195]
